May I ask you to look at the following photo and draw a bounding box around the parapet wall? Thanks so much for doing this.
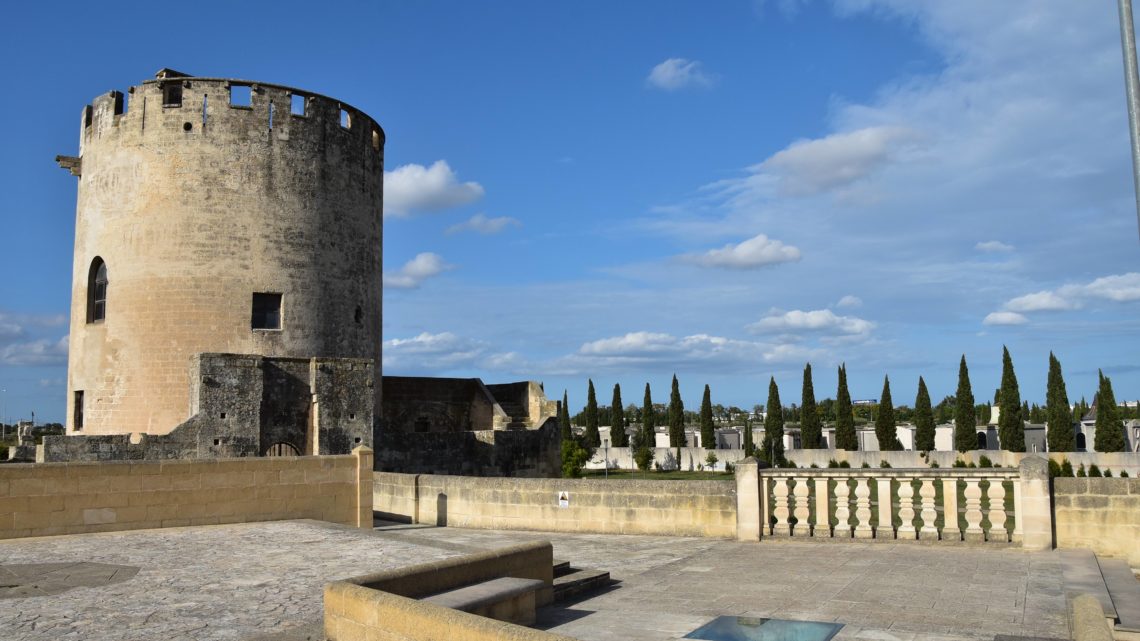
[0,448,373,539]
[373,472,737,538]
[374,420,561,477]
[1054,477,1140,565]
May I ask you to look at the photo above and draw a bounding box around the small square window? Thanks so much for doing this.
[230,85,252,108]
[291,94,306,116]
[251,293,282,330]
[163,83,183,108]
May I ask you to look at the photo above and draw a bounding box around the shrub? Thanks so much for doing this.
[561,439,591,478]
[838,460,851,468]
[809,463,819,468]
[1088,464,1102,478]
[861,462,871,468]
[1076,463,1086,478]
[827,459,839,468]
[952,459,967,468]
[725,462,735,474]
[967,462,977,468]
[705,451,719,470]
[929,460,940,468]
[879,460,891,468]
[1061,459,1073,477]
[1120,470,1129,478]
[634,445,654,472]
[1103,469,1112,477]
[1048,459,1061,479]
[978,455,993,468]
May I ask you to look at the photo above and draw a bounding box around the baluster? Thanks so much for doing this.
[897,479,917,540]
[875,477,893,539]
[813,477,830,538]
[963,478,985,542]
[941,477,960,541]
[987,477,1008,542]
[854,478,873,538]
[919,478,939,540]
[760,476,771,536]
[834,478,852,538]
[1012,477,1024,545]
[792,476,811,536]
[772,477,791,536]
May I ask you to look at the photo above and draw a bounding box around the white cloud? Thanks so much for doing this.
[748,309,876,337]
[382,331,519,373]
[1004,290,1077,313]
[982,311,1029,326]
[975,240,1014,253]
[383,253,453,289]
[998,272,1140,316]
[680,233,801,269]
[0,336,68,366]
[383,161,484,217]
[646,58,717,91]
[836,295,863,309]
[555,331,822,374]
[756,126,922,197]
[445,213,521,236]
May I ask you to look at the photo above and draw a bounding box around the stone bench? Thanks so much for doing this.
[421,576,546,625]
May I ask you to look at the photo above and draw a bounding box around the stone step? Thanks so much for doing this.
[1059,549,1117,625]
[552,559,571,577]
[552,568,611,603]
[1098,557,1140,635]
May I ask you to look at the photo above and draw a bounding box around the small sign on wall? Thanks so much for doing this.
[558,491,569,508]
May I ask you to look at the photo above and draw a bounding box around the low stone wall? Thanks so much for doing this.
[0,447,373,539]
[325,541,570,641]
[1054,477,1140,565]
[374,472,736,538]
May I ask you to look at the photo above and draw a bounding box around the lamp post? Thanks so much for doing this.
[603,438,609,479]
[1119,0,1140,241]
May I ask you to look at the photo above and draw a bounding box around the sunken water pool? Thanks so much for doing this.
[683,616,843,641]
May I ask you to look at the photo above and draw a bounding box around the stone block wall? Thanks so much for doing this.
[1054,477,1140,565]
[42,353,373,461]
[375,419,560,478]
[381,376,503,433]
[0,448,373,539]
[373,472,737,537]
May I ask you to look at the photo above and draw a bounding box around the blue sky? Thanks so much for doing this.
[2,1,1139,423]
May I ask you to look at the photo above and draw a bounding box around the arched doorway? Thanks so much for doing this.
[1076,433,1087,451]
[977,432,987,450]
[264,442,301,457]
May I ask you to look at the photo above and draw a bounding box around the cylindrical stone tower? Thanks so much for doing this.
[61,69,383,437]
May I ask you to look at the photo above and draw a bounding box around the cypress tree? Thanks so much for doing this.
[1046,352,1074,452]
[668,374,686,447]
[914,376,935,452]
[742,417,755,457]
[1094,371,1126,452]
[560,391,572,441]
[699,384,715,450]
[954,355,976,452]
[763,377,786,465]
[997,346,1024,452]
[835,364,857,450]
[875,375,901,450]
[584,379,600,449]
[800,363,821,449]
[610,384,627,447]
[640,383,655,449]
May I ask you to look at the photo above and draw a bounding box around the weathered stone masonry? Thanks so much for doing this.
[57,70,384,444]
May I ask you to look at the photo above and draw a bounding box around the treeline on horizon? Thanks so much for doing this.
[561,347,1135,463]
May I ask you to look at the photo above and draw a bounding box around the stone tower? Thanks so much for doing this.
[58,70,383,441]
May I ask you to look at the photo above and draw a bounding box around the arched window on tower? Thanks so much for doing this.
[87,257,108,323]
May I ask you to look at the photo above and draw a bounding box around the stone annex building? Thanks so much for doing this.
[45,70,559,473]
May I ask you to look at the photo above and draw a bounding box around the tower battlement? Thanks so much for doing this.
[78,72,385,160]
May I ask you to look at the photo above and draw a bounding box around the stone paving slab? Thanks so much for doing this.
[0,520,465,641]
[380,526,1075,641]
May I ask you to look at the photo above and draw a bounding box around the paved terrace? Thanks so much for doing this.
[0,519,1075,641]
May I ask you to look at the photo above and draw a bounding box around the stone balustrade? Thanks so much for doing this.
[735,461,1051,545]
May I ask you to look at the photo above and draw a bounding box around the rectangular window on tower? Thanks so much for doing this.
[251,293,282,330]
[74,391,84,430]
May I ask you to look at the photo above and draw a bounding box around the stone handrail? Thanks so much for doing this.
[735,458,1052,548]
